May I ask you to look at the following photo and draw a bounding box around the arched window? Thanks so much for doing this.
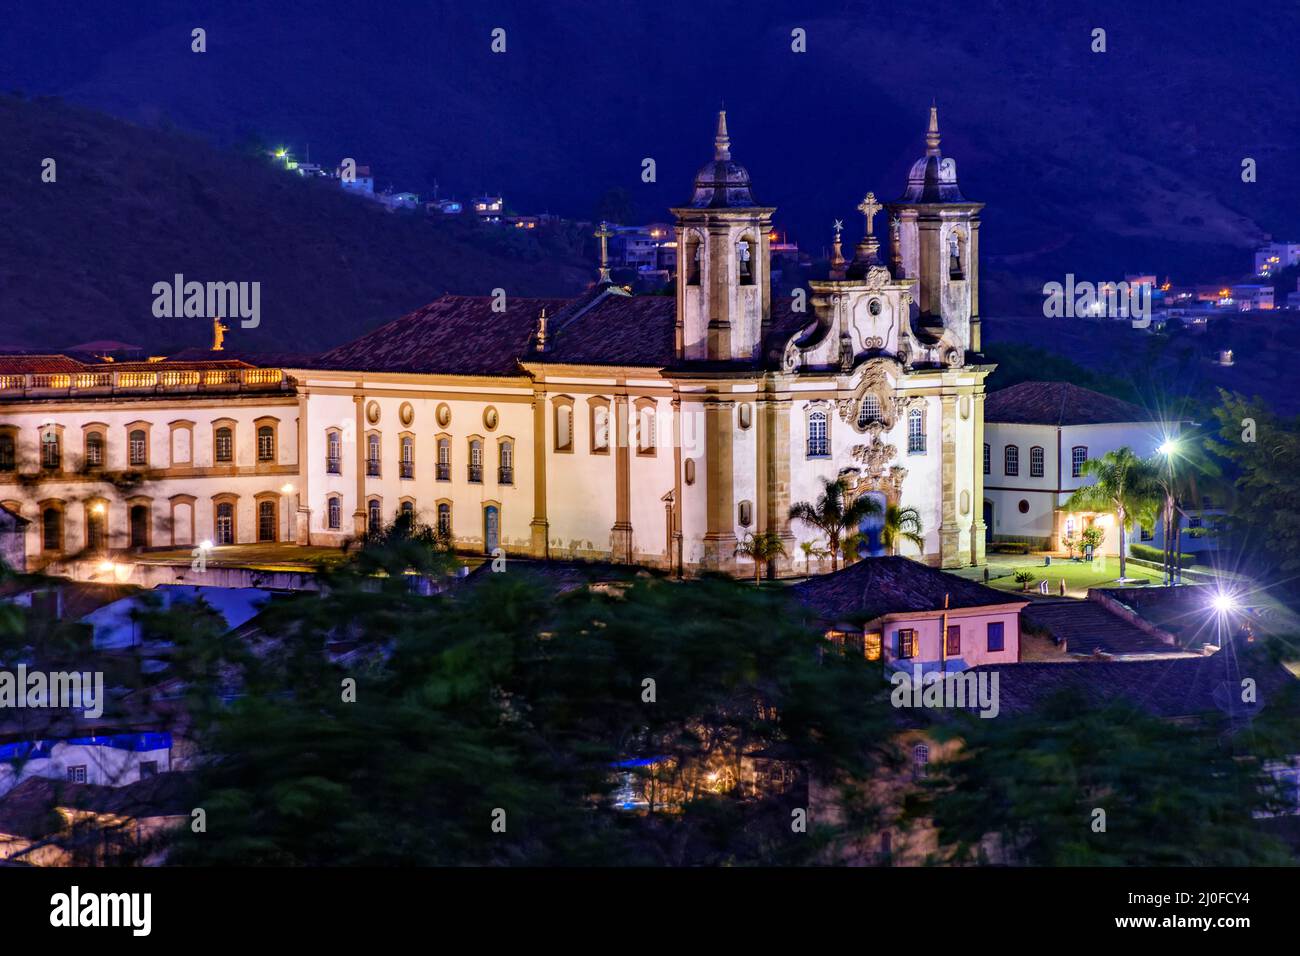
[468,439,483,483]
[400,500,414,517]
[498,440,514,484]
[128,429,147,467]
[86,503,106,552]
[1072,446,1088,478]
[42,506,62,552]
[257,425,275,462]
[41,428,61,470]
[807,410,829,457]
[948,231,963,279]
[1030,446,1045,477]
[215,426,233,463]
[1004,445,1019,477]
[436,437,450,481]
[738,500,752,527]
[436,502,451,539]
[591,403,610,453]
[400,436,414,479]
[685,235,701,286]
[327,496,341,530]
[858,394,882,428]
[215,501,234,544]
[85,431,104,468]
[257,499,277,542]
[326,430,341,474]
[554,402,573,452]
[367,498,381,533]
[912,743,930,780]
[637,403,657,455]
[366,433,381,476]
[737,239,754,285]
[907,408,925,453]
[0,432,14,472]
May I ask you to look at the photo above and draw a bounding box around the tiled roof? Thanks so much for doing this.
[0,355,85,375]
[535,289,676,367]
[792,556,1026,626]
[968,656,1298,720]
[1022,599,1178,657]
[985,381,1155,426]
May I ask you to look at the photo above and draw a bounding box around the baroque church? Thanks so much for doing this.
[0,107,990,576]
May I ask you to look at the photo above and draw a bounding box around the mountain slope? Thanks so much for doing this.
[0,94,590,352]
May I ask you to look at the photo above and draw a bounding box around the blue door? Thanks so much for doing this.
[857,491,887,558]
[484,506,499,554]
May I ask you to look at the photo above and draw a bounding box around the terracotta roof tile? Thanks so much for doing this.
[985,381,1155,426]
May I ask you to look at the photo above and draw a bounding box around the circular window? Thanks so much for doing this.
[365,401,380,425]
[436,403,451,428]
[1018,499,1030,514]
[399,402,414,426]
[869,298,882,316]
[483,406,499,431]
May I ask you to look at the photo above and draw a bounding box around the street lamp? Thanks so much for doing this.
[1210,589,1238,649]
[1156,437,1181,586]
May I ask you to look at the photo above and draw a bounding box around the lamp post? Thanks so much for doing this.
[1210,590,1237,649]
[1156,438,1179,587]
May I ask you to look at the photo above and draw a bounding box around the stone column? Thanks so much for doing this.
[707,223,732,360]
[610,390,633,562]
[295,389,312,545]
[529,385,549,557]
[971,391,987,565]
[352,393,366,536]
[761,387,795,575]
[700,395,736,572]
[938,393,963,567]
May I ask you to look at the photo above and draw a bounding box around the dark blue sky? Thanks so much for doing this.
[2,0,1297,293]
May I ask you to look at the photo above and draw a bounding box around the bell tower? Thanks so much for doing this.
[671,111,776,362]
[887,104,985,351]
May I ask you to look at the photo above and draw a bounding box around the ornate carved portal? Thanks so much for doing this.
[844,436,907,506]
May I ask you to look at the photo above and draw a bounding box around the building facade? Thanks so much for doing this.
[0,108,991,576]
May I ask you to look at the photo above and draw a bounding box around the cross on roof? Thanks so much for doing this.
[857,192,882,234]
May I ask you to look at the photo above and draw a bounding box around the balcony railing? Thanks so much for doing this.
[436,463,450,481]
[0,367,289,397]
[400,461,414,479]
[366,459,381,477]
[326,456,341,475]
[467,464,482,483]
[498,466,514,485]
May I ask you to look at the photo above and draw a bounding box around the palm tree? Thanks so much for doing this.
[1063,447,1161,581]
[881,504,925,556]
[798,540,816,576]
[788,477,881,572]
[734,530,787,583]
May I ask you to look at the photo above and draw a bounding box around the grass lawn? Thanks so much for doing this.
[975,557,1164,598]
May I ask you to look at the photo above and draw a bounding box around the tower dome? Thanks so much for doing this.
[898,103,966,203]
[687,110,758,208]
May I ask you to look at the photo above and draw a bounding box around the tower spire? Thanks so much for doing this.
[926,100,941,155]
[714,110,731,162]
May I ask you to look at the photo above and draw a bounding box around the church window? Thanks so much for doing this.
[1004,445,1019,477]
[807,410,829,457]
[257,499,277,542]
[554,400,574,453]
[468,439,483,483]
[983,443,990,475]
[590,400,610,453]
[326,430,341,474]
[858,394,882,428]
[685,236,701,286]
[907,408,925,454]
[215,426,233,464]
[85,430,104,468]
[366,433,381,476]
[42,505,62,552]
[41,428,61,470]
[636,401,657,456]
[327,496,341,530]
[738,500,752,527]
[215,501,235,544]
[437,437,450,481]
[498,440,514,485]
[737,239,754,286]
[400,500,414,518]
[0,432,14,471]
[400,436,414,479]
[1030,446,1045,477]
[128,429,147,467]
[257,425,275,462]
[948,231,964,279]
[1072,446,1088,478]
[367,498,381,533]
[437,503,452,540]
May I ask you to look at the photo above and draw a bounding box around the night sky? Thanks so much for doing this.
[2,0,1297,292]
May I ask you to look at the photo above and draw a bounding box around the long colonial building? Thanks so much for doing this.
[0,108,992,576]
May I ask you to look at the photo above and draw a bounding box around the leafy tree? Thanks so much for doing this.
[1063,447,1161,580]
[789,477,880,571]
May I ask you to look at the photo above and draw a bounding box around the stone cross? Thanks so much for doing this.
[857,192,882,235]
[594,221,613,283]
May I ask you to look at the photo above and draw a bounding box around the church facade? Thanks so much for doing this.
[0,108,991,576]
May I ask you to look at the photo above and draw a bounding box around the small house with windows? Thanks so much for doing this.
[793,555,1027,672]
[982,381,1170,555]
